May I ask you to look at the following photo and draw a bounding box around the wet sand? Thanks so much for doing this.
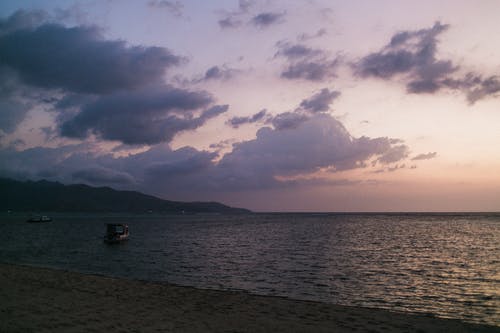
[0,263,497,332]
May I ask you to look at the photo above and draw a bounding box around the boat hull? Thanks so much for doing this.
[103,235,129,244]
[26,217,52,223]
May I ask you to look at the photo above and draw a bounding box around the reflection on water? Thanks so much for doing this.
[0,212,499,326]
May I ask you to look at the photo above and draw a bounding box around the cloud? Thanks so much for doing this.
[0,98,31,134]
[281,59,339,81]
[213,114,408,190]
[299,88,341,113]
[59,86,228,145]
[268,88,340,130]
[0,9,48,35]
[0,10,233,145]
[238,0,254,13]
[354,22,457,94]
[377,145,409,164]
[466,76,500,103]
[0,19,182,94]
[0,144,90,181]
[218,0,254,29]
[72,166,135,185]
[145,147,217,178]
[0,67,41,133]
[275,42,323,60]
[270,111,309,130]
[227,109,268,128]
[202,65,238,81]
[148,1,184,17]
[354,21,500,103]
[298,28,327,42]
[209,139,235,150]
[275,42,339,81]
[0,112,410,194]
[444,74,500,104]
[411,152,437,160]
[218,17,242,29]
[250,12,285,28]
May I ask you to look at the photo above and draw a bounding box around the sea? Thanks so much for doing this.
[0,212,499,326]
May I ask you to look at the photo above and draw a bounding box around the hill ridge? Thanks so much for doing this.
[0,178,250,214]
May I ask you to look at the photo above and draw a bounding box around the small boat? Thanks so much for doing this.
[26,215,52,223]
[104,223,129,244]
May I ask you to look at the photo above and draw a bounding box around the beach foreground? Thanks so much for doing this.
[0,263,496,332]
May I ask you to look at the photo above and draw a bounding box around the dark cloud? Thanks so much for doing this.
[298,28,327,42]
[238,0,254,13]
[354,21,500,103]
[268,88,341,130]
[0,113,410,194]
[0,20,182,94]
[441,73,500,104]
[227,109,268,128]
[270,111,309,130]
[465,75,500,104]
[59,86,227,145]
[145,147,217,179]
[72,166,135,185]
[299,88,340,113]
[411,152,437,160]
[216,114,407,188]
[0,10,231,143]
[275,42,338,82]
[148,1,184,17]
[0,144,89,181]
[0,9,48,35]
[0,67,41,133]
[377,145,409,164]
[250,12,285,28]
[209,139,235,150]
[202,65,238,81]
[354,22,457,94]
[218,17,242,29]
[218,0,254,29]
[275,42,323,60]
[0,98,30,134]
[281,59,338,81]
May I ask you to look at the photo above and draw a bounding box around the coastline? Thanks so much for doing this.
[0,263,497,332]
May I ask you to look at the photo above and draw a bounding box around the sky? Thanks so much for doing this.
[0,0,499,212]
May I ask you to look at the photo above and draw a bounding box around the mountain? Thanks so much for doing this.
[0,178,251,214]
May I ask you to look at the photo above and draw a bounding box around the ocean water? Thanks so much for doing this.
[0,212,499,326]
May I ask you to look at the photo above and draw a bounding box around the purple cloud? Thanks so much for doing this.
[72,166,135,185]
[354,21,500,103]
[355,22,456,94]
[0,113,410,194]
[411,152,437,160]
[251,12,285,28]
[202,65,238,81]
[377,145,410,164]
[59,86,228,145]
[275,41,339,82]
[299,88,341,113]
[148,1,184,17]
[275,42,323,60]
[0,21,182,94]
[227,109,268,128]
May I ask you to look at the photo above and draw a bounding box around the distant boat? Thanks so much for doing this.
[26,215,52,223]
[104,223,129,244]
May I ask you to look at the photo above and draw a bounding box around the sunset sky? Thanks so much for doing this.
[1,0,499,211]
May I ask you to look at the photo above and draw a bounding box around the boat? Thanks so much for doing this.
[104,223,129,244]
[26,215,52,223]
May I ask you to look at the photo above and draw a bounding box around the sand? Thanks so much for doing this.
[0,263,497,332]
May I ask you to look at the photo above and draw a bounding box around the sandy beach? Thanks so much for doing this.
[0,263,497,332]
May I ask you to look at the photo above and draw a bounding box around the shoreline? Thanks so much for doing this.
[1,263,497,332]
